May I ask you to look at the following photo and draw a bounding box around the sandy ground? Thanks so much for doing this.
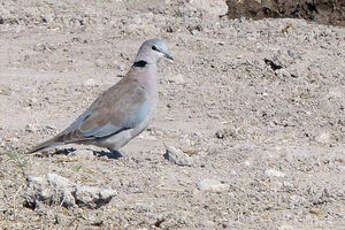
[0,0,345,229]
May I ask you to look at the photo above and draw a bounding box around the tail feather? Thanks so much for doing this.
[27,135,64,154]
[27,130,93,154]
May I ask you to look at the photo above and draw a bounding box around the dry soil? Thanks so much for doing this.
[0,0,345,229]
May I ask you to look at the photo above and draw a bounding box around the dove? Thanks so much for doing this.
[27,38,173,156]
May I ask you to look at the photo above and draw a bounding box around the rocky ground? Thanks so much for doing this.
[0,0,344,229]
[226,0,345,27]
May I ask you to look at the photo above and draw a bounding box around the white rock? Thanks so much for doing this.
[138,131,157,140]
[279,224,295,230]
[327,86,344,98]
[83,78,98,87]
[198,179,229,192]
[24,173,116,209]
[265,169,285,177]
[77,149,96,160]
[164,145,192,166]
[75,185,116,209]
[25,123,38,133]
[24,173,76,208]
[315,131,333,144]
[243,160,251,167]
[275,68,291,78]
[168,74,185,85]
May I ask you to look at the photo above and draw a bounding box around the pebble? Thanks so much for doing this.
[279,224,295,230]
[138,131,157,140]
[243,160,251,167]
[167,74,185,85]
[77,149,96,160]
[25,123,38,133]
[265,169,285,177]
[197,179,229,192]
[83,78,98,87]
[315,131,333,144]
[75,186,116,209]
[275,68,291,78]
[164,145,192,166]
[327,86,344,99]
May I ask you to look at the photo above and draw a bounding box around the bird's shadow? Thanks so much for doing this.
[32,148,76,158]
[51,147,77,156]
[93,150,125,159]
[39,147,124,160]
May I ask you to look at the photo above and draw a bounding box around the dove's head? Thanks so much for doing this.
[134,38,173,64]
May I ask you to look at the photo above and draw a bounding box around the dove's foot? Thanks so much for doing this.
[93,149,125,159]
[108,149,126,159]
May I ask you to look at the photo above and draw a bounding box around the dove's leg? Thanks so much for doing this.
[107,148,126,159]
[92,148,125,159]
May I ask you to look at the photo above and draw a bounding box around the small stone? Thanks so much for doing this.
[283,181,293,188]
[315,132,333,144]
[289,195,307,205]
[45,125,56,130]
[77,149,96,160]
[265,169,285,177]
[286,66,304,78]
[310,208,327,216]
[0,86,12,96]
[215,130,224,139]
[166,25,174,33]
[138,131,157,140]
[126,24,139,34]
[167,74,185,85]
[275,68,291,78]
[33,43,47,52]
[84,78,98,87]
[279,224,294,230]
[75,185,116,209]
[243,160,251,167]
[327,86,344,99]
[182,147,199,156]
[25,124,38,133]
[164,145,192,166]
[198,179,229,192]
[207,146,219,155]
[203,220,215,228]
[26,97,38,107]
[215,128,237,139]
[287,49,300,59]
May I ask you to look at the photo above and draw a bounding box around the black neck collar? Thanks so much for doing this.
[133,60,148,68]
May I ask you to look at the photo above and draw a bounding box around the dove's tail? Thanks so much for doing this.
[27,130,92,154]
[26,135,65,154]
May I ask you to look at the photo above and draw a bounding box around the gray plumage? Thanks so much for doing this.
[28,38,173,154]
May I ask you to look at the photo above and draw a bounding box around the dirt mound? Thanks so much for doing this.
[226,0,345,27]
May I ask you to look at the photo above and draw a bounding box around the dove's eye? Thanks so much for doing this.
[152,45,158,51]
